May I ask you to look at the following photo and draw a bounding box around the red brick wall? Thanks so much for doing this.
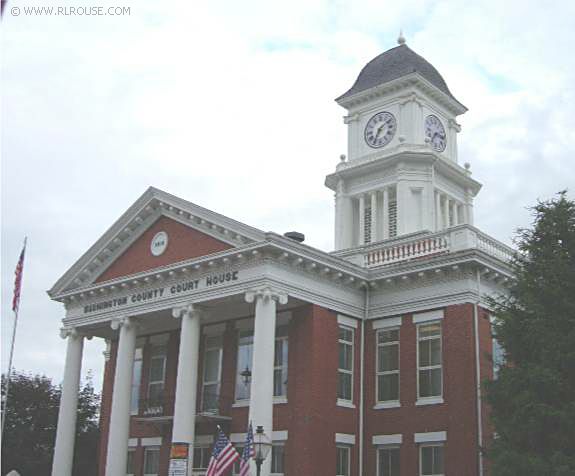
[95,216,232,283]
[98,302,494,476]
[364,304,481,476]
[98,341,117,476]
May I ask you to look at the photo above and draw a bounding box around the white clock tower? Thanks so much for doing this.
[326,35,482,251]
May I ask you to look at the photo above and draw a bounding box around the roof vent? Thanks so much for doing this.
[284,231,305,243]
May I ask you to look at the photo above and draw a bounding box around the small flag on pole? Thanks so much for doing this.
[206,426,240,476]
[12,238,27,313]
[239,421,256,476]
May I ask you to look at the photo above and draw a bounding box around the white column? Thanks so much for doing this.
[370,191,378,243]
[341,195,354,249]
[451,201,458,226]
[382,187,389,240]
[51,329,85,476]
[435,191,442,231]
[171,303,202,473]
[443,196,450,229]
[358,195,365,245]
[245,287,288,476]
[105,317,138,476]
[334,183,343,250]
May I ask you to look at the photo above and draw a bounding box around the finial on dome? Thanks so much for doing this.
[397,29,406,45]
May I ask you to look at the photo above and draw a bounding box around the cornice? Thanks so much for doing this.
[336,72,467,116]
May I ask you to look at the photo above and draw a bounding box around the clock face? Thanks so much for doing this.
[364,112,397,149]
[425,115,447,152]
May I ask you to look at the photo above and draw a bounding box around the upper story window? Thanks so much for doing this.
[235,330,253,401]
[378,446,400,476]
[338,325,354,401]
[202,336,222,412]
[274,327,289,397]
[336,445,350,476]
[376,328,400,403]
[419,444,444,476]
[417,322,442,399]
[148,342,167,406]
[143,446,160,476]
[130,346,143,415]
[126,448,136,476]
[271,444,285,475]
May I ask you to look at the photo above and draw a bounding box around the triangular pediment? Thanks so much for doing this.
[49,187,265,297]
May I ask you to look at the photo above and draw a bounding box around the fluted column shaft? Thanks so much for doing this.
[171,303,202,473]
[245,287,288,476]
[105,317,137,476]
[52,329,84,476]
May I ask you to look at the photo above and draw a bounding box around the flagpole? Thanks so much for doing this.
[1,237,28,440]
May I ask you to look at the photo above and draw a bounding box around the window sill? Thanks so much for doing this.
[232,400,250,408]
[415,397,444,406]
[373,401,400,410]
[337,399,356,409]
[232,397,288,408]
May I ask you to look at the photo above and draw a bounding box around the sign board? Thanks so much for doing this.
[168,443,189,476]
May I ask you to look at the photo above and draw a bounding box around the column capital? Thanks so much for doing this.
[110,316,137,331]
[245,286,288,305]
[60,327,91,340]
[172,303,205,319]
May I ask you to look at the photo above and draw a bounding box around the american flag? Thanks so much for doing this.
[238,422,256,476]
[12,239,27,313]
[206,427,240,476]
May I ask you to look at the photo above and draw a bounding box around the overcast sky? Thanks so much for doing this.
[2,0,574,393]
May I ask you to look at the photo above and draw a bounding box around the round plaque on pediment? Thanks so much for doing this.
[150,231,168,256]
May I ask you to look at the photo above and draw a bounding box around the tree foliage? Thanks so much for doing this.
[485,191,575,475]
[1,370,100,476]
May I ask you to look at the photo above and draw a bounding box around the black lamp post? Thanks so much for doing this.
[253,425,272,476]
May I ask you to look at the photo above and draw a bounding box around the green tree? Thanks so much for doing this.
[485,192,575,475]
[1,370,100,476]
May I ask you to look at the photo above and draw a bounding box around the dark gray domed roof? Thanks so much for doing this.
[337,44,457,102]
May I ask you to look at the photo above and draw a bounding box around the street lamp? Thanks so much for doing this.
[253,425,272,476]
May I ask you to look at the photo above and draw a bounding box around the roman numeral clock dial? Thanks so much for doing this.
[425,114,447,152]
[364,111,397,148]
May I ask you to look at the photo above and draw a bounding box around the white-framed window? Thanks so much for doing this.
[376,328,400,403]
[338,325,354,401]
[130,347,143,415]
[143,446,161,476]
[192,446,211,472]
[271,443,285,475]
[274,327,289,397]
[148,342,167,406]
[377,446,400,476]
[202,336,222,412]
[235,330,254,401]
[126,448,136,476]
[419,444,444,476]
[417,322,442,399]
[336,445,350,476]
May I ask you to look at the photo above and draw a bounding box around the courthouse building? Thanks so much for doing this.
[49,36,513,476]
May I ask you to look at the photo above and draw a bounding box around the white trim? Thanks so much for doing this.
[415,396,444,406]
[337,399,356,409]
[230,433,244,443]
[202,323,226,336]
[194,435,214,445]
[373,401,400,410]
[335,433,356,445]
[273,396,288,405]
[412,309,444,324]
[372,316,402,329]
[134,348,144,359]
[272,430,288,441]
[414,431,447,443]
[232,400,250,408]
[141,436,162,446]
[372,434,402,446]
[128,438,138,447]
[337,314,358,328]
